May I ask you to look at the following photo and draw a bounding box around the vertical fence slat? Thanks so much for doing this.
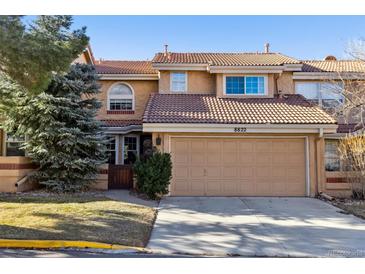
[108,165,133,189]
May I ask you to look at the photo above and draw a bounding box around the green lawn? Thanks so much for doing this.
[0,193,156,247]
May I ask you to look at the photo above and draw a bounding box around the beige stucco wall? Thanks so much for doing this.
[90,164,109,190]
[0,157,35,193]
[159,71,215,94]
[152,132,323,197]
[277,72,295,94]
[96,80,158,121]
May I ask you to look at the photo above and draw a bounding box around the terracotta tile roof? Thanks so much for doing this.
[152,52,300,66]
[301,60,365,73]
[100,120,142,127]
[95,61,157,74]
[143,94,336,125]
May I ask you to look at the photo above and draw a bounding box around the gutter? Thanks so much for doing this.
[143,123,338,134]
[102,125,143,134]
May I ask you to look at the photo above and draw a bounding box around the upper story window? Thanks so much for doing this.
[108,83,134,111]
[171,72,187,92]
[295,82,343,108]
[225,76,266,95]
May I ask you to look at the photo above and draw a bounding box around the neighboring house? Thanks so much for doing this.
[1,44,364,197]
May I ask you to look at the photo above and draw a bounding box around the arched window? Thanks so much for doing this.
[108,83,134,111]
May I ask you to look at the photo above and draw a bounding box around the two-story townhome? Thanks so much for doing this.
[0,45,363,197]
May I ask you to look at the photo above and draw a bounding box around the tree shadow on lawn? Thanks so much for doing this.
[0,210,155,247]
[0,194,113,204]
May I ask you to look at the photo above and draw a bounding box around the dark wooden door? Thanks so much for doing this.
[108,164,134,189]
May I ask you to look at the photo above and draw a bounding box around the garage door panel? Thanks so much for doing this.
[239,153,255,165]
[222,152,238,164]
[190,179,205,195]
[256,141,272,152]
[239,180,256,195]
[287,141,304,153]
[191,140,206,152]
[207,140,221,152]
[223,141,238,152]
[221,180,238,194]
[272,154,288,164]
[191,153,206,165]
[222,166,239,178]
[171,138,306,197]
[255,166,272,177]
[207,153,221,164]
[256,153,272,165]
[173,179,190,193]
[255,182,273,196]
[174,166,189,179]
[191,167,205,178]
[206,179,222,194]
[272,167,286,177]
[206,166,221,178]
[173,140,189,152]
[239,167,254,178]
[239,142,255,152]
[271,140,289,152]
[174,154,189,165]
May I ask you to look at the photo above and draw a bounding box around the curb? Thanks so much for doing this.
[0,239,145,252]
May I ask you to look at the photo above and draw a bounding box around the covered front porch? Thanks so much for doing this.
[102,120,152,189]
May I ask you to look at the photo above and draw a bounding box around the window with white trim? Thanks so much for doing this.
[6,134,25,156]
[108,83,134,110]
[171,72,187,92]
[105,136,116,164]
[295,82,344,108]
[325,139,351,172]
[123,136,138,165]
[225,76,266,95]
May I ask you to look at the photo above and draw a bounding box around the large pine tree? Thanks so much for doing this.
[5,64,107,192]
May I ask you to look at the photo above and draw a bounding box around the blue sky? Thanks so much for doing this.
[70,16,365,61]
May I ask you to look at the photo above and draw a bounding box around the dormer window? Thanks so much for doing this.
[108,83,134,110]
[171,72,187,92]
[225,76,267,95]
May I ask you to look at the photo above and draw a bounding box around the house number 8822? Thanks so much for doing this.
[234,127,247,133]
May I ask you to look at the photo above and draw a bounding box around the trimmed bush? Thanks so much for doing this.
[133,151,172,200]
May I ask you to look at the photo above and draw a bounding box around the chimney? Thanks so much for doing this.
[264,43,270,53]
[164,44,168,56]
[324,55,337,61]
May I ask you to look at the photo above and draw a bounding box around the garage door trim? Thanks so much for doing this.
[168,135,310,197]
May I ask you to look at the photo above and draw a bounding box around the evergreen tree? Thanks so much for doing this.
[5,64,107,192]
[0,16,88,94]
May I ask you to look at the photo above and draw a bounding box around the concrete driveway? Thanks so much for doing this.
[147,197,365,257]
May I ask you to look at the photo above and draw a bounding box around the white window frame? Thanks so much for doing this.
[121,135,140,165]
[170,72,187,93]
[295,81,344,107]
[105,135,117,165]
[223,75,269,96]
[107,82,135,111]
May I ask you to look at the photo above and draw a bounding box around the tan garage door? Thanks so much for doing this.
[171,137,306,196]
